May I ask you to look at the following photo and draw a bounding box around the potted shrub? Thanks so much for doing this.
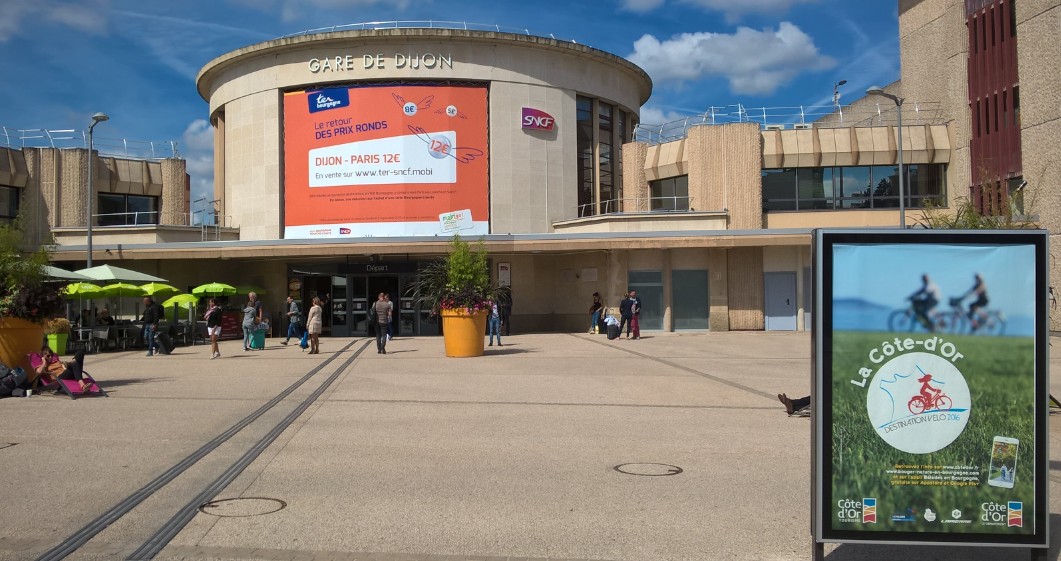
[410,235,508,357]
[44,317,72,355]
[0,218,66,370]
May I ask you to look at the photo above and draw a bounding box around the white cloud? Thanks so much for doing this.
[627,22,835,96]
[182,119,215,222]
[240,0,413,23]
[638,106,687,125]
[0,0,109,42]
[620,0,666,12]
[679,0,818,23]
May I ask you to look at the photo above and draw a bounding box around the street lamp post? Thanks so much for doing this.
[86,112,109,268]
[832,79,847,110]
[866,87,905,227]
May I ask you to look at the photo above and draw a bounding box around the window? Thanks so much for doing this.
[599,102,614,213]
[0,186,18,225]
[649,176,689,211]
[97,194,159,226]
[762,164,946,211]
[576,96,594,217]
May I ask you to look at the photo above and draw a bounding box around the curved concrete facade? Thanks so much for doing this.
[197,29,652,241]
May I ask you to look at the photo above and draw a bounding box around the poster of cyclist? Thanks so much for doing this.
[812,229,1048,550]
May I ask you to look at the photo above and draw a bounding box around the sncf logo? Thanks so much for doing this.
[521,107,555,131]
[339,228,351,234]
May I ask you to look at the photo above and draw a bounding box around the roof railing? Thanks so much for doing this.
[634,102,945,145]
[0,126,180,160]
[278,20,577,43]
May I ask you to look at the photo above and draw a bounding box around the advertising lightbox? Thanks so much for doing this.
[283,84,489,238]
[812,229,1048,551]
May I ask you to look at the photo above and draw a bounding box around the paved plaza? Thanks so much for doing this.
[0,332,1059,561]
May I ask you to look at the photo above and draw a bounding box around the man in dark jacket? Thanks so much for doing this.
[141,296,162,356]
[618,292,632,338]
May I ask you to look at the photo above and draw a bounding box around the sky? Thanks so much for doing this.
[833,243,1036,317]
[0,0,902,210]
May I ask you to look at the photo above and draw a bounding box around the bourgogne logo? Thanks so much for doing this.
[866,352,971,454]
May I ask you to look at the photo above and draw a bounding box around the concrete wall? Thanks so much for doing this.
[0,146,189,253]
[899,0,971,207]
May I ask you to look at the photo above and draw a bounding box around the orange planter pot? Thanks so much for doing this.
[440,308,488,358]
[0,318,45,372]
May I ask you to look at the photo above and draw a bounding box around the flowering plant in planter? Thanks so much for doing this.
[410,234,508,314]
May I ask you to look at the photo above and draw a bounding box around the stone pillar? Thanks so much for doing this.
[160,158,189,226]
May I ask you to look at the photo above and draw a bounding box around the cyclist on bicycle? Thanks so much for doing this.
[961,273,990,332]
[917,373,942,406]
[908,274,941,331]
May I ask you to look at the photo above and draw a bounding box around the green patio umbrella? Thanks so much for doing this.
[63,282,103,296]
[192,282,237,296]
[140,282,181,297]
[162,293,200,308]
[163,293,201,324]
[63,282,103,325]
[100,282,146,319]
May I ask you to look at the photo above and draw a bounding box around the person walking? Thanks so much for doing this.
[629,290,642,340]
[487,301,502,347]
[242,292,262,351]
[281,295,303,345]
[618,292,632,338]
[204,298,223,359]
[306,296,323,354]
[372,292,392,354]
[141,296,162,356]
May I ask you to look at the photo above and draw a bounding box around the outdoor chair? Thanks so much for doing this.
[91,327,114,353]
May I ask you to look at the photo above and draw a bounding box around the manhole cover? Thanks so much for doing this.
[198,497,287,517]
[613,463,683,476]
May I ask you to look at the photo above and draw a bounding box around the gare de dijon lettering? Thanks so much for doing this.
[309,53,453,73]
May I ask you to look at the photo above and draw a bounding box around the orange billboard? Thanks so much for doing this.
[283,85,489,238]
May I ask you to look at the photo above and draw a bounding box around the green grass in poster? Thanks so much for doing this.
[829,331,1035,534]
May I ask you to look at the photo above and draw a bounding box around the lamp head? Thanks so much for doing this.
[865,86,885,96]
[836,79,847,87]
[91,112,109,123]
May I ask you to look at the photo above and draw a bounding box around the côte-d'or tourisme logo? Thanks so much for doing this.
[852,338,971,454]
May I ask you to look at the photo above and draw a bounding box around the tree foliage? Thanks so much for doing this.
[0,217,64,321]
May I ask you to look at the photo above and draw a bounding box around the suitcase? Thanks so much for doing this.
[607,324,620,340]
[251,328,267,350]
[154,332,175,355]
[299,330,309,349]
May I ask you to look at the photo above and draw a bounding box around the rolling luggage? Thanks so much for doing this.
[607,323,620,340]
[154,332,175,355]
[299,330,309,350]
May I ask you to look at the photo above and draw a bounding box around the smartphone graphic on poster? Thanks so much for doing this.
[988,436,1019,488]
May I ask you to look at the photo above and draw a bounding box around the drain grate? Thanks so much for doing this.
[613,463,683,476]
[198,497,287,517]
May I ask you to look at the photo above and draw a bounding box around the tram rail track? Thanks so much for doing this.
[34,339,369,561]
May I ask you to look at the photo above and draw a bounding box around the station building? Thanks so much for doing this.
[9,0,1059,335]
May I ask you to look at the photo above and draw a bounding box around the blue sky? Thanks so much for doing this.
[833,244,1037,317]
[0,0,901,206]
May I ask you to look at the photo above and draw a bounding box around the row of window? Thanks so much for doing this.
[577,96,630,217]
[762,164,947,211]
[0,187,158,227]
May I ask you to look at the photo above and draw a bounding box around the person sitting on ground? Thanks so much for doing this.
[777,393,810,416]
[29,346,92,392]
